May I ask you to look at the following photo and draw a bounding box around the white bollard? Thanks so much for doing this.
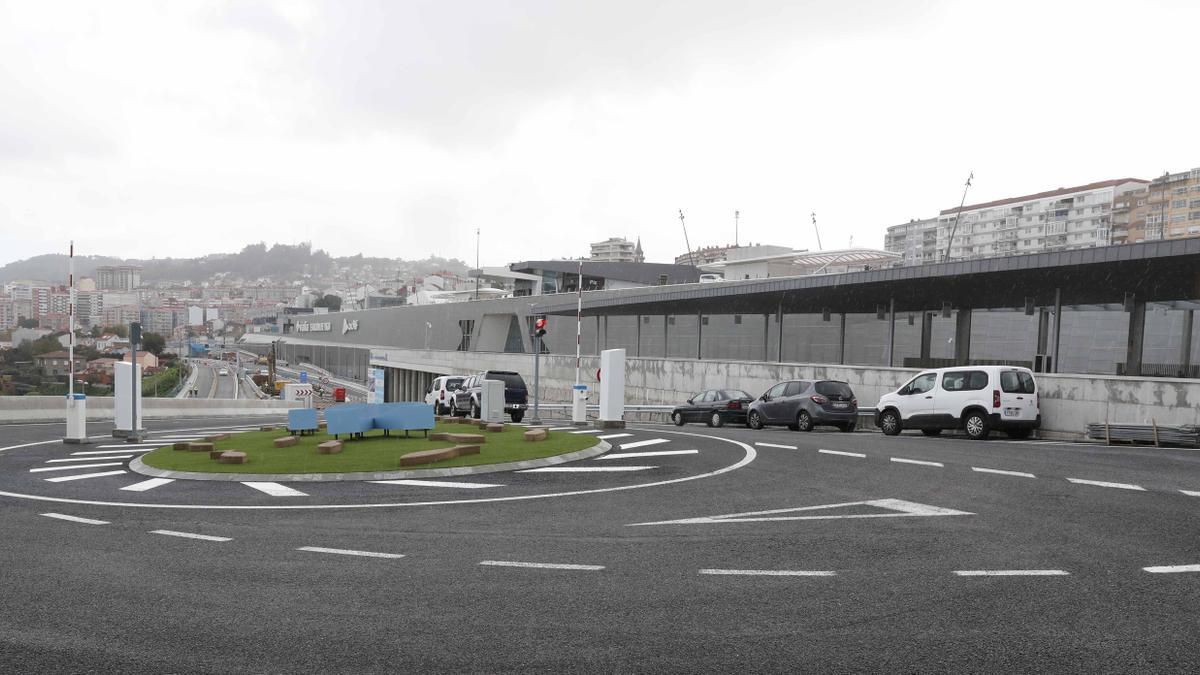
[598,349,626,429]
[64,393,89,444]
[571,384,589,425]
[114,361,143,438]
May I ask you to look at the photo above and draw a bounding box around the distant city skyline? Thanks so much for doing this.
[2,1,1198,268]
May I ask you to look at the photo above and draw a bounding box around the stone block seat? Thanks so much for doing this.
[523,429,548,442]
[486,423,505,433]
[317,440,343,455]
[218,451,247,464]
[273,436,298,448]
[209,450,225,460]
[188,442,214,452]
[399,444,480,467]
[445,433,486,444]
[173,441,192,451]
[429,432,450,441]
[205,433,231,442]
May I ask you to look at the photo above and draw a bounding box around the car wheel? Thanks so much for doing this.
[471,401,481,419]
[672,411,685,426]
[879,410,901,436]
[838,422,856,433]
[710,411,724,428]
[510,411,524,423]
[1006,428,1032,440]
[448,401,458,417]
[796,410,813,432]
[964,412,990,440]
[921,428,943,437]
[748,410,764,430]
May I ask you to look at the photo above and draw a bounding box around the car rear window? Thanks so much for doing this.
[488,372,526,389]
[815,381,854,399]
[445,378,464,391]
[722,390,751,400]
[1000,370,1036,394]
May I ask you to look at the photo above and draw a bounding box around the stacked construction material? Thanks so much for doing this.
[1086,423,1200,448]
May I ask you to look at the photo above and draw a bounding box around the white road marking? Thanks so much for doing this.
[519,466,657,473]
[954,570,1070,577]
[569,429,602,434]
[1180,490,1200,497]
[368,479,503,489]
[479,560,604,571]
[1066,478,1146,491]
[1143,565,1200,574]
[699,568,836,577]
[596,449,699,460]
[548,427,577,431]
[619,439,670,450]
[44,470,128,483]
[120,478,175,492]
[242,482,308,497]
[890,457,944,467]
[31,462,124,473]
[0,427,757,511]
[95,444,167,449]
[41,512,109,525]
[754,442,797,450]
[971,467,1037,478]
[150,529,232,542]
[70,449,152,456]
[596,433,632,440]
[47,455,135,463]
[633,498,973,526]
[297,546,405,559]
[818,449,865,458]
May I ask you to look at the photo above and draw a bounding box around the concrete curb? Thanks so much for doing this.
[127,439,611,482]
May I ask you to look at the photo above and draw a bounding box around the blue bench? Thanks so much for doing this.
[325,402,435,440]
[287,408,319,436]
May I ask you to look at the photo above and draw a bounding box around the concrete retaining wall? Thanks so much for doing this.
[0,397,300,423]
[370,348,1200,438]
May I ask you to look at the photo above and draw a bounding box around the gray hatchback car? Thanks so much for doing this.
[747,379,858,432]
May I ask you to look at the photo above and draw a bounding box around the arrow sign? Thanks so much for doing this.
[628,498,973,526]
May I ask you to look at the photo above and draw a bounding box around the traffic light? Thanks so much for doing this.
[129,321,142,346]
[534,317,547,338]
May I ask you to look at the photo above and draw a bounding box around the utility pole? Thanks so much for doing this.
[734,210,740,247]
[678,210,694,265]
[474,227,481,301]
[811,212,823,251]
[942,171,975,262]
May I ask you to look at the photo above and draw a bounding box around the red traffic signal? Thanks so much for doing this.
[534,317,547,338]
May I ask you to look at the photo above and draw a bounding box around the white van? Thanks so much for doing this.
[875,366,1039,440]
[425,375,467,415]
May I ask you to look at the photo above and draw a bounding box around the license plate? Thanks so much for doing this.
[832,402,848,409]
[1004,407,1021,417]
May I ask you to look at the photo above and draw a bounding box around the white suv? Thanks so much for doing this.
[875,366,1040,440]
[425,375,467,415]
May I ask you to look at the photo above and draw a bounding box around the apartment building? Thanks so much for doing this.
[96,265,142,291]
[589,237,644,263]
[1112,167,1200,243]
[885,178,1148,263]
[0,296,14,330]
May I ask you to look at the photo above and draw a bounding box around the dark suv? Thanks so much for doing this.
[451,370,529,422]
[747,379,858,432]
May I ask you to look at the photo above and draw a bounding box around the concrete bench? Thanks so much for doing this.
[209,449,226,460]
[173,441,192,451]
[218,451,247,464]
[429,432,450,441]
[259,425,277,432]
[273,436,298,448]
[205,433,231,442]
[523,429,548,442]
[187,442,214,452]
[445,433,486,444]
[317,440,343,455]
[399,444,480,467]
[486,423,505,433]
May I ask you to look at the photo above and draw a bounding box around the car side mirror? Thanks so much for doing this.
[761,394,770,402]
[686,398,693,405]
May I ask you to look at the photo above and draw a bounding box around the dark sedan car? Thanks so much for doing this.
[747,380,858,432]
[671,389,754,427]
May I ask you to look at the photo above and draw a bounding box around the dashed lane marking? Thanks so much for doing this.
[619,438,670,450]
[41,512,108,525]
[47,455,135,463]
[367,479,503,489]
[120,478,175,492]
[1181,490,1200,497]
[595,449,698,460]
[972,467,1036,478]
[242,482,308,497]
[150,529,232,542]
[519,466,658,473]
[297,546,404,559]
[479,560,604,571]
[31,462,124,473]
[818,449,866,458]
[953,570,1070,577]
[95,444,168,449]
[699,569,836,577]
[71,449,153,456]
[890,457,943,467]
[548,427,578,431]
[1066,478,1146,491]
[755,442,797,450]
[1144,565,1200,574]
[596,433,632,440]
[45,470,127,483]
[569,429,603,434]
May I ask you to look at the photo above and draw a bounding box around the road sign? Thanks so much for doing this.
[629,499,973,526]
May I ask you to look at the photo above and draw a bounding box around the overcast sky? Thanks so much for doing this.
[2,0,1199,268]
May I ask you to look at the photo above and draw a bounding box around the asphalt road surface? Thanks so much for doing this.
[1,415,1197,673]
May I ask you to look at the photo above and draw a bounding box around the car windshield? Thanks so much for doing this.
[815,381,853,399]
[722,390,751,400]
